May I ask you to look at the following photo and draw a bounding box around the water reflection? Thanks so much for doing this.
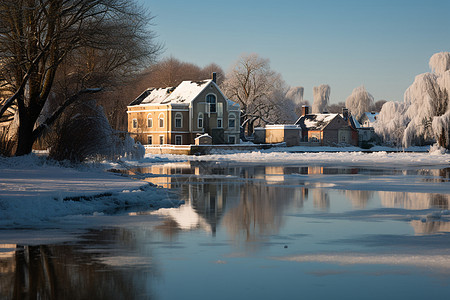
[136,162,450,239]
[0,229,158,300]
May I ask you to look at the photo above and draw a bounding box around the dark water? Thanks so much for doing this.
[1,162,450,299]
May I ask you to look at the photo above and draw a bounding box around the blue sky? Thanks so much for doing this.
[138,0,450,104]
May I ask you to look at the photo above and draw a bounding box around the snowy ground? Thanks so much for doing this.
[0,155,178,228]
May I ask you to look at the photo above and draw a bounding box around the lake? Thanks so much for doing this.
[1,160,450,299]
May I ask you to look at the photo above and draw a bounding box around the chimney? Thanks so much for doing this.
[301,105,310,116]
[342,108,349,121]
[212,72,217,83]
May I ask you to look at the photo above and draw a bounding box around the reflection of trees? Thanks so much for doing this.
[0,228,158,300]
[222,182,300,248]
[345,190,374,209]
[379,192,449,210]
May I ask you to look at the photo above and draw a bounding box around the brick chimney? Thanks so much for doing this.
[301,105,310,116]
[342,108,349,121]
[212,72,217,83]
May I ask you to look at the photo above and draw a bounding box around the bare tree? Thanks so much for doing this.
[222,53,292,134]
[0,0,161,156]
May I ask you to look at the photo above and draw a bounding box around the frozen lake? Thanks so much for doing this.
[1,159,450,299]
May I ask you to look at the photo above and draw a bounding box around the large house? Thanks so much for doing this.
[127,74,240,146]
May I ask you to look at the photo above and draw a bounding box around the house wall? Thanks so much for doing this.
[127,104,190,145]
[265,126,301,146]
[191,84,240,144]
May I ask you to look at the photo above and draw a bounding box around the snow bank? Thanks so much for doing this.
[175,149,449,168]
[0,155,177,228]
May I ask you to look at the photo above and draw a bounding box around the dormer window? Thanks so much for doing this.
[206,94,216,113]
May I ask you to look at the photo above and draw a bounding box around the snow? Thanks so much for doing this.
[0,155,177,228]
[141,80,218,105]
[302,113,338,130]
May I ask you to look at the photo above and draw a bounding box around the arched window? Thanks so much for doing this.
[158,113,164,128]
[228,113,236,128]
[198,112,203,128]
[206,94,216,113]
[175,112,182,128]
[147,113,153,128]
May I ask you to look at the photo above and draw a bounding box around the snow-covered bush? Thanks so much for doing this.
[121,134,145,160]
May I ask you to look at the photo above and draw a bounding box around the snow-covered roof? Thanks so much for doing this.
[129,79,240,110]
[296,113,339,130]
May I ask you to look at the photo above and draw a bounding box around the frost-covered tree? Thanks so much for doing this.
[312,85,330,113]
[286,86,304,105]
[345,86,374,121]
[373,101,409,146]
[375,52,450,149]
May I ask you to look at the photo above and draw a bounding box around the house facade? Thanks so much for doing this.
[127,75,240,146]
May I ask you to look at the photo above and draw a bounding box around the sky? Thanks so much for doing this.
[138,0,450,104]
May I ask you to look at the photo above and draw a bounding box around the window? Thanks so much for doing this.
[147,114,153,128]
[175,113,182,128]
[217,118,222,128]
[228,136,236,144]
[147,135,152,145]
[158,113,164,128]
[206,94,216,113]
[132,118,138,129]
[175,135,182,145]
[198,113,203,128]
[159,135,164,145]
[228,114,236,128]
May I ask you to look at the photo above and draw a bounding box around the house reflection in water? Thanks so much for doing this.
[144,162,310,243]
[134,162,449,239]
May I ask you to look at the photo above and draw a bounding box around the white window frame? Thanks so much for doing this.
[158,113,164,128]
[175,135,182,145]
[228,113,236,128]
[132,118,138,129]
[147,135,152,145]
[175,112,182,128]
[198,112,203,128]
[206,94,217,113]
[217,118,223,128]
[147,113,153,128]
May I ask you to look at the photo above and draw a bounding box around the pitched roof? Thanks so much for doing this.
[129,80,213,106]
[295,113,339,130]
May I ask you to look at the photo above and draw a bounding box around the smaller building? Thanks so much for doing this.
[295,106,358,146]
[254,125,302,146]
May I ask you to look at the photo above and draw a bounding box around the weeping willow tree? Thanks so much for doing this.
[375,52,450,149]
